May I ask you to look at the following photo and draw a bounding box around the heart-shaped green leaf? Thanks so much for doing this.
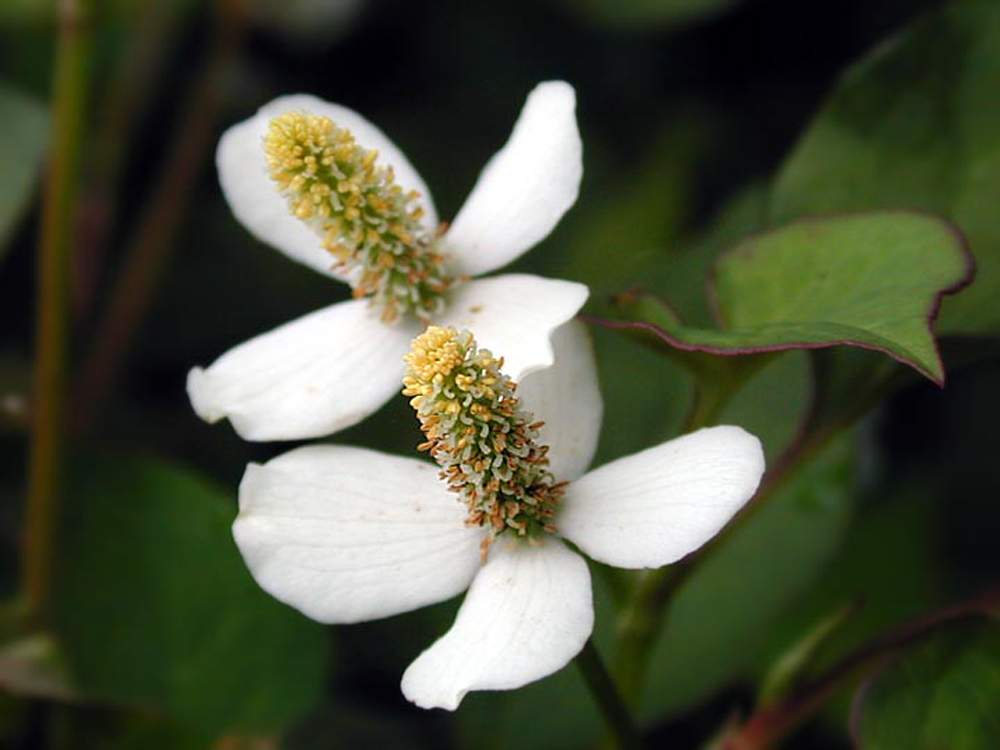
[607,211,971,384]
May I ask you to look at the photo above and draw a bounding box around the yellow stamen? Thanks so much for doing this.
[263,111,453,322]
[403,327,564,554]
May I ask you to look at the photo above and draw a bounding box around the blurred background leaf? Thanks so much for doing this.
[0,83,47,260]
[53,455,329,736]
[854,619,1000,750]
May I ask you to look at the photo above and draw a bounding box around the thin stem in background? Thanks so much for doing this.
[575,638,644,749]
[73,2,182,322]
[73,0,246,432]
[24,0,91,624]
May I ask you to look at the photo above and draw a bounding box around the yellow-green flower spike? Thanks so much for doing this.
[403,327,565,559]
[264,111,453,323]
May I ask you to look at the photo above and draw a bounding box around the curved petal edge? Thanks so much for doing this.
[559,426,765,569]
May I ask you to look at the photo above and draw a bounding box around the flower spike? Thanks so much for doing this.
[403,327,565,557]
[264,112,453,322]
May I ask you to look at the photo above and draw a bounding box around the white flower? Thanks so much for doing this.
[233,322,766,709]
[187,81,588,441]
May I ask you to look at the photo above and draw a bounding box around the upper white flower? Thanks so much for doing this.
[233,321,766,709]
[187,81,588,441]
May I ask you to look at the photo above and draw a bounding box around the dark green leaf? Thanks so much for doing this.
[771,0,1000,335]
[54,455,329,734]
[855,620,1000,749]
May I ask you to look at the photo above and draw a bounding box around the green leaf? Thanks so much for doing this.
[771,0,1000,335]
[750,482,946,730]
[54,455,329,735]
[855,620,1000,749]
[0,83,47,256]
[640,434,857,720]
[610,211,971,384]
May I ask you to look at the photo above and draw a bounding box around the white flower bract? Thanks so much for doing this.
[187,81,587,441]
[233,320,766,710]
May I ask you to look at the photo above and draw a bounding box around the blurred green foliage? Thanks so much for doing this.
[855,620,1000,749]
[54,455,328,735]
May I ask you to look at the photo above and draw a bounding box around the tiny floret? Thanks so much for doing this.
[264,111,452,322]
[403,327,564,557]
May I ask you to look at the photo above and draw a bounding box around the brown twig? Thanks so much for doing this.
[73,0,246,432]
[72,2,182,322]
[25,0,91,625]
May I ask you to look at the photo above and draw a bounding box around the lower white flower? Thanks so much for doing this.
[233,322,765,709]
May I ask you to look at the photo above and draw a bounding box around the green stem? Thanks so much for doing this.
[24,0,90,624]
[575,638,643,749]
[612,376,742,707]
[613,565,686,707]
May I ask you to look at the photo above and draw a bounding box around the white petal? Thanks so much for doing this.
[444,81,582,277]
[217,94,438,278]
[559,426,765,569]
[436,274,589,381]
[400,538,593,710]
[517,320,602,483]
[234,445,482,623]
[187,299,417,441]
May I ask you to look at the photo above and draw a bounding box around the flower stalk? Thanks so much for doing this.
[575,638,644,749]
[25,0,91,624]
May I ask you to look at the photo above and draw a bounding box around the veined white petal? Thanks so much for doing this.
[234,445,482,624]
[187,299,417,441]
[559,426,765,569]
[217,94,438,277]
[435,274,589,382]
[444,81,583,277]
[518,320,602,483]
[400,538,593,710]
